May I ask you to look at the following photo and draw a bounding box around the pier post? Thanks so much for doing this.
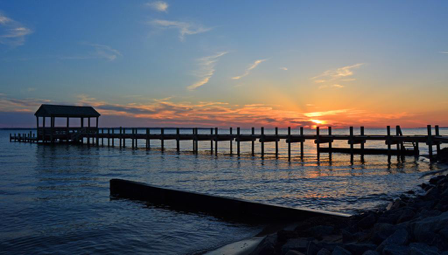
[96,127,99,146]
[261,127,265,159]
[288,127,291,162]
[193,128,196,153]
[101,129,104,146]
[135,129,138,148]
[237,127,241,157]
[328,127,332,161]
[349,126,354,164]
[435,125,441,156]
[360,126,365,162]
[108,129,110,147]
[316,127,320,161]
[427,125,433,161]
[415,141,419,157]
[215,127,218,156]
[210,128,213,154]
[176,128,180,152]
[275,127,279,159]
[43,117,46,143]
[300,127,304,160]
[87,117,90,146]
[147,128,150,150]
[396,126,401,161]
[132,128,135,149]
[111,128,115,147]
[251,127,255,157]
[119,127,122,148]
[387,126,391,162]
[195,128,198,154]
[229,127,233,155]
[161,128,165,152]
[123,128,126,148]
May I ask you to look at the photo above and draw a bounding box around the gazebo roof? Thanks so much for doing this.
[34,104,101,118]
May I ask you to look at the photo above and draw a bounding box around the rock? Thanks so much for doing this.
[396,208,416,223]
[362,251,379,255]
[412,211,448,244]
[377,228,409,253]
[331,246,351,255]
[372,223,397,244]
[419,183,434,192]
[424,187,441,200]
[316,248,331,255]
[416,209,441,220]
[430,175,445,185]
[278,230,300,242]
[249,233,277,255]
[405,190,415,195]
[343,243,377,254]
[307,241,321,255]
[357,213,377,229]
[382,245,409,255]
[281,238,309,255]
[436,148,448,162]
[286,250,306,255]
[307,225,335,239]
[409,242,439,255]
[390,199,406,210]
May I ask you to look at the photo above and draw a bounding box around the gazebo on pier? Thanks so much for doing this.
[35,104,101,143]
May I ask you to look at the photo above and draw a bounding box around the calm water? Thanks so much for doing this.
[1,128,447,254]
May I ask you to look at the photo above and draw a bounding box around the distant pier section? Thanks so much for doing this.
[9,104,448,162]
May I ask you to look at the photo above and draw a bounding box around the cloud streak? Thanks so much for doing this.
[311,63,363,88]
[187,52,227,90]
[0,94,431,128]
[232,59,267,80]
[151,19,212,41]
[61,43,122,61]
[147,1,169,12]
[0,13,32,46]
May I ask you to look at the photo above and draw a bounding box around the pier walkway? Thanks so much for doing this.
[9,125,448,162]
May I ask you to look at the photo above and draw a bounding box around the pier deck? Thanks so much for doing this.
[9,125,448,162]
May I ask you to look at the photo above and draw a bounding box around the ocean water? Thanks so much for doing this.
[1,127,447,254]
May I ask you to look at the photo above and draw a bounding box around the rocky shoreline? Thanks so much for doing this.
[249,174,448,255]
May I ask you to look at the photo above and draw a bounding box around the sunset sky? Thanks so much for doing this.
[0,0,447,128]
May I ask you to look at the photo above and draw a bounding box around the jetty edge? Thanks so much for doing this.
[109,179,350,222]
[247,174,448,255]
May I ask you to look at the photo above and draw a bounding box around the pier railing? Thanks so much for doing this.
[10,125,447,162]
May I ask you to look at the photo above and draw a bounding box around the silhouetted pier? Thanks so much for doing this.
[9,125,447,162]
[8,104,448,162]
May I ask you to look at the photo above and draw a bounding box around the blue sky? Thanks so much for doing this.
[0,1,447,127]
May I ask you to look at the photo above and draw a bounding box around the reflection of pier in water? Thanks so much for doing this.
[10,125,447,163]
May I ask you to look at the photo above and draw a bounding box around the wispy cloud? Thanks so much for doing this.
[146,1,169,12]
[0,12,32,46]
[441,51,448,54]
[187,52,227,90]
[279,67,288,71]
[0,94,427,128]
[232,59,267,80]
[150,19,212,41]
[304,109,351,117]
[318,84,345,89]
[0,94,51,112]
[61,43,121,61]
[311,63,363,88]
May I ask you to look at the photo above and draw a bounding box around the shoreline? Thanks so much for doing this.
[241,172,448,255]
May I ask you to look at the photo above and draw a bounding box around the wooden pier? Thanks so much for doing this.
[9,125,447,162]
[8,104,448,162]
